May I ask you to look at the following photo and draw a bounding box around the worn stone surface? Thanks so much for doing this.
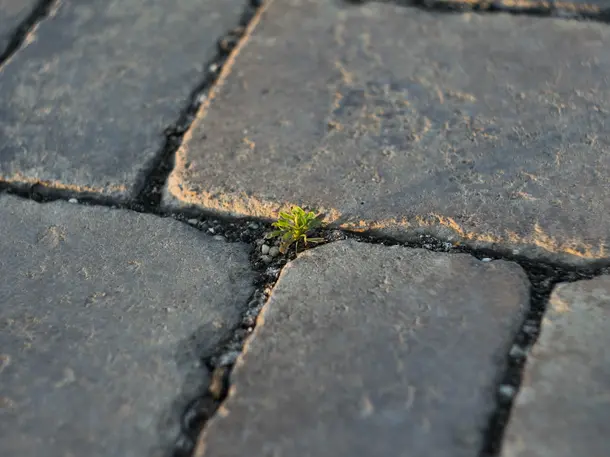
[0,0,244,199]
[0,195,255,457]
[195,240,529,457]
[0,0,39,55]
[165,1,610,264]
[502,276,610,457]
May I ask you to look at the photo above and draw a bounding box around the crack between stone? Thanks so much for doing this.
[359,0,610,23]
[0,0,58,68]
[133,0,265,212]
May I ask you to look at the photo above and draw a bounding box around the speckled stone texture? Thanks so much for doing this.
[195,241,529,457]
[0,195,255,457]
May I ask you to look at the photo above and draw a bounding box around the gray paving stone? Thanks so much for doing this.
[0,0,39,55]
[194,240,529,457]
[165,1,610,265]
[0,0,244,199]
[502,276,610,457]
[0,195,255,457]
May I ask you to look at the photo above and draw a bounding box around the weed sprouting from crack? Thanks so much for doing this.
[266,206,325,254]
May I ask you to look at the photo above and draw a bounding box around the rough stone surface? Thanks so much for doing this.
[165,1,610,264]
[502,276,610,457]
[195,240,529,457]
[0,195,255,457]
[0,0,39,55]
[0,0,244,199]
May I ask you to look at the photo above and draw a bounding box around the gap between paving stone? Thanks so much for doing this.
[370,0,610,20]
[0,0,58,66]
[135,0,267,211]
[2,189,610,457]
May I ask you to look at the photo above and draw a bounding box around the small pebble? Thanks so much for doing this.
[213,235,225,241]
[187,218,198,226]
[248,222,259,230]
[498,384,517,398]
[68,198,78,204]
[261,244,270,255]
[481,257,492,262]
[523,323,538,335]
[266,267,280,278]
[261,255,273,264]
[243,315,256,327]
[509,345,527,358]
[218,351,241,367]
[269,246,280,257]
[208,228,215,234]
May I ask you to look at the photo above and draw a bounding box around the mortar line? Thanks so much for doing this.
[0,0,59,69]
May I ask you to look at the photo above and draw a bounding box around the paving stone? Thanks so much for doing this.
[502,276,610,457]
[0,0,244,200]
[0,195,255,457]
[0,0,39,55]
[194,240,529,457]
[165,1,610,265]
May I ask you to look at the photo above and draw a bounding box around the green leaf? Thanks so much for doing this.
[266,230,283,239]
[306,237,325,244]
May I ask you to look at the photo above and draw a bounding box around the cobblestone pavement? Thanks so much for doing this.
[0,1,608,456]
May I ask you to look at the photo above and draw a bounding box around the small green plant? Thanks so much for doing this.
[268,206,324,254]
